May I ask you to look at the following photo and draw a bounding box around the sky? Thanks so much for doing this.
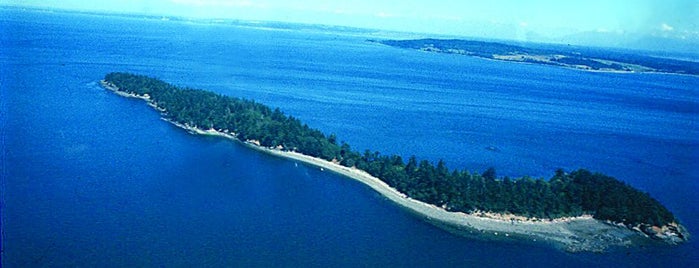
[4,0,698,50]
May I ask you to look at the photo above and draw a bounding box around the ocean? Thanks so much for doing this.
[2,7,697,267]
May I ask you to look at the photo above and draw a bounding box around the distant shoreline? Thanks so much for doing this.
[375,39,699,77]
[464,53,699,78]
[100,79,681,253]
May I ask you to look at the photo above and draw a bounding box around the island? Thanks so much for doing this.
[374,39,699,75]
[101,72,689,252]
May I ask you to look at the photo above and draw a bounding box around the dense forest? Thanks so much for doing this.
[104,72,676,227]
[378,39,699,75]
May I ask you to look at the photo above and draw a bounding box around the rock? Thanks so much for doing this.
[485,146,501,152]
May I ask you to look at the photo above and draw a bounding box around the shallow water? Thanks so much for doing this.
[2,8,698,267]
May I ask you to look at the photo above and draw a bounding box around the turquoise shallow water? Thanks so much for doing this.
[2,8,698,267]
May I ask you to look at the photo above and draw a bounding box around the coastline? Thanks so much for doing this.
[372,39,698,77]
[444,51,652,75]
[167,119,649,252]
[100,80,685,252]
[471,54,697,77]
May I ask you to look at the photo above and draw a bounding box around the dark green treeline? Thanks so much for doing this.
[104,72,675,226]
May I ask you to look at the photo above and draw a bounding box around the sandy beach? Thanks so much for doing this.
[101,80,675,252]
[159,118,647,252]
[256,145,651,252]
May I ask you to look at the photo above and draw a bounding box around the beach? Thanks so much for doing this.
[100,80,673,253]
[178,123,651,252]
[258,145,653,252]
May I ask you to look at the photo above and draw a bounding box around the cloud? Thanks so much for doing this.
[375,12,398,18]
[423,14,462,21]
[170,0,262,8]
[332,9,350,15]
[661,23,674,31]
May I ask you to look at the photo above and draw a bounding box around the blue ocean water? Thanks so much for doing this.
[2,7,698,267]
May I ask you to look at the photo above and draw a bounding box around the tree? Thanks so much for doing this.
[103,72,678,226]
[482,167,497,181]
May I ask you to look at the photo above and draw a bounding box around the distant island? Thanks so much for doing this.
[102,72,688,252]
[374,39,699,75]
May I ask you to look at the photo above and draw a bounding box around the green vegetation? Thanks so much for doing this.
[104,72,677,227]
[377,39,699,75]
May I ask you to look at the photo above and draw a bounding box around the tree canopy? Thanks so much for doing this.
[104,72,677,227]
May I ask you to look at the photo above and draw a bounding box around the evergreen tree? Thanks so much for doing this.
[103,72,677,227]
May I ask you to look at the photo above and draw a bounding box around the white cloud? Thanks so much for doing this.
[424,14,463,21]
[170,0,262,8]
[661,23,674,31]
[333,9,349,15]
[375,12,396,18]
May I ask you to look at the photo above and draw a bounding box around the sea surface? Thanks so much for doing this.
[2,7,698,267]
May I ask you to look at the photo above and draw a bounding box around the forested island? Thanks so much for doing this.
[375,39,699,75]
[102,72,688,252]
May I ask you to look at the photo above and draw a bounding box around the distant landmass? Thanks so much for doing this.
[375,38,699,75]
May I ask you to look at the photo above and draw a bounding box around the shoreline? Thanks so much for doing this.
[168,120,647,252]
[371,39,698,77]
[100,80,686,252]
[409,47,698,77]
